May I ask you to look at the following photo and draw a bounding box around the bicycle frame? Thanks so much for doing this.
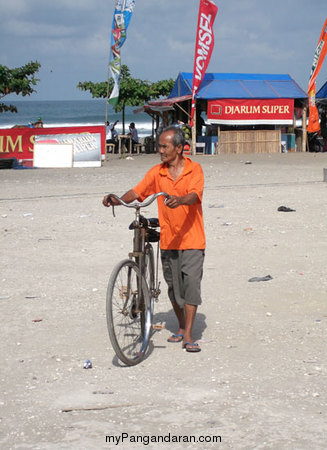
[129,206,146,312]
[108,192,168,311]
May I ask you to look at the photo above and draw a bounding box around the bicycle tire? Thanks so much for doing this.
[144,244,155,320]
[144,244,155,291]
[106,259,151,366]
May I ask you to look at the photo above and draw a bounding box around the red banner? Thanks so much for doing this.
[307,18,327,133]
[207,99,294,125]
[0,125,106,165]
[190,0,218,126]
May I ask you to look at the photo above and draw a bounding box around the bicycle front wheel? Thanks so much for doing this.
[106,259,151,366]
[144,244,155,319]
[144,244,155,292]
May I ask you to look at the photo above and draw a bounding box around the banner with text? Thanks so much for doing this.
[0,126,105,166]
[207,99,294,125]
[190,0,218,126]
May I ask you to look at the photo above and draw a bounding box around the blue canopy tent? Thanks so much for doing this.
[143,72,308,154]
[169,72,307,100]
[317,81,327,100]
[168,73,307,154]
[146,72,307,116]
[317,81,327,98]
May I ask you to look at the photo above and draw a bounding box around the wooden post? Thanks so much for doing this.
[217,125,221,155]
[302,106,307,152]
[118,137,122,156]
[192,101,197,155]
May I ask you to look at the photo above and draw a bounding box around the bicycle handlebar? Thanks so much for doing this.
[108,192,169,216]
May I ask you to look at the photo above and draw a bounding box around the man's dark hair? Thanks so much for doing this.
[161,125,185,148]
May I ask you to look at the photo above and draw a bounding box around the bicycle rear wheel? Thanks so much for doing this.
[106,259,151,366]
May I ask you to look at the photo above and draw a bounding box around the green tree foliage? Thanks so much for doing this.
[77,65,174,130]
[0,61,41,113]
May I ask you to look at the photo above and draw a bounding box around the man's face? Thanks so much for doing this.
[158,131,182,164]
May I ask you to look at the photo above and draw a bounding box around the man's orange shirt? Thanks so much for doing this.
[133,157,205,250]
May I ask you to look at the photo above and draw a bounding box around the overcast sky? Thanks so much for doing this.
[1,0,326,101]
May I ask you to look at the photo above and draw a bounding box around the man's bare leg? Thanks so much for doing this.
[168,301,185,342]
[183,303,197,343]
[183,303,201,351]
[168,302,201,351]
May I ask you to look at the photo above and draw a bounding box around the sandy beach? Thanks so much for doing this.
[1,152,327,449]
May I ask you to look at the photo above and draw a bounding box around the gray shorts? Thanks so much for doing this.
[161,249,205,307]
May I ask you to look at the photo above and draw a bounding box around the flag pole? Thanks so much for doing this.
[192,101,196,155]
[106,0,126,128]
[190,0,218,154]
[106,2,118,129]
[106,0,135,126]
[105,54,111,128]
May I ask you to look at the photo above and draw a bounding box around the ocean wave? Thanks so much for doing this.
[0,100,154,137]
[0,121,154,138]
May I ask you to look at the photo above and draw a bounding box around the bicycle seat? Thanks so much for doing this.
[128,216,160,230]
[147,218,160,228]
[128,216,160,242]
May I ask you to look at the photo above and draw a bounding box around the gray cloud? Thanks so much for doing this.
[0,0,326,100]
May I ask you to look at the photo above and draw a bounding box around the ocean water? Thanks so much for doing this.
[0,99,153,138]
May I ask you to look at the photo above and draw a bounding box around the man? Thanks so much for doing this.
[103,126,205,352]
[127,122,139,153]
[106,120,119,153]
[34,117,43,128]
[196,111,205,137]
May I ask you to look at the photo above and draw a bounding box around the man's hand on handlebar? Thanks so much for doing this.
[164,195,181,209]
[103,194,118,207]
[103,190,139,208]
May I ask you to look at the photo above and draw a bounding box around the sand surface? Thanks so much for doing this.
[1,152,327,449]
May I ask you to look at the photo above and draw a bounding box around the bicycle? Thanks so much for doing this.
[106,192,169,366]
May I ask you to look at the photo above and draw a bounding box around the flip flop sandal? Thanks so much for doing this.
[183,342,201,353]
[167,333,184,343]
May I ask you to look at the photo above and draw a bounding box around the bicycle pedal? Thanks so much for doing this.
[152,323,165,330]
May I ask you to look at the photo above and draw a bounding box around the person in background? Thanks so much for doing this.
[111,121,118,140]
[128,122,139,153]
[106,120,119,153]
[103,126,205,352]
[34,117,43,128]
[196,111,205,137]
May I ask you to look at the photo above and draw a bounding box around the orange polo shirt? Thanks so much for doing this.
[133,157,205,250]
